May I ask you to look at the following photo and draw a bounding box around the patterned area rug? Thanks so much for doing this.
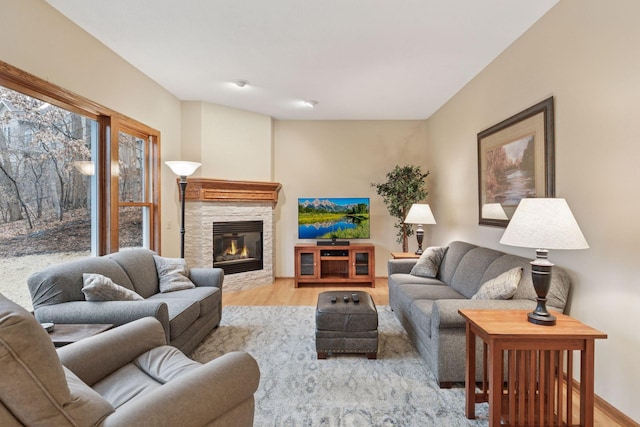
[191,306,488,426]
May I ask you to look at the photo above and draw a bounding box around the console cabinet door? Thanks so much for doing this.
[295,248,319,279]
[350,249,372,279]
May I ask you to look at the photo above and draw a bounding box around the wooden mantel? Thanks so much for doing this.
[183,178,282,207]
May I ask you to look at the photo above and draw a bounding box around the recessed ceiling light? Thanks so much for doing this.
[234,80,249,88]
[304,100,318,108]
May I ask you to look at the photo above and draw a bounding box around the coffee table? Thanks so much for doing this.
[48,323,114,347]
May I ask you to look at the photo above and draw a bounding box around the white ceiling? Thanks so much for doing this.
[46,0,558,120]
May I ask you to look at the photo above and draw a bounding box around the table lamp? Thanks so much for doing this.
[165,161,202,258]
[500,198,588,325]
[404,204,436,255]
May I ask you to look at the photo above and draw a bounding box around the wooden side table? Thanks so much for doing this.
[459,309,606,427]
[48,324,114,347]
[390,252,420,259]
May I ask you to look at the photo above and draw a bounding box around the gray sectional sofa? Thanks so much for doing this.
[27,249,223,354]
[388,241,571,387]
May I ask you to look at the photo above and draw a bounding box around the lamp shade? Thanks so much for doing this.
[165,161,201,177]
[500,198,588,250]
[404,204,436,225]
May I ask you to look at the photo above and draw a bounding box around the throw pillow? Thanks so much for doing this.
[410,246,447,278]
[472,267,523,300]
[82,273,144,301]
[153,255,195,293]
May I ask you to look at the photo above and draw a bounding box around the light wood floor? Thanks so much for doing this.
[223,278,635,427]
[223,277,389,307]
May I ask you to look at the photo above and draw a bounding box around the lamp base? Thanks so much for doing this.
[527,310,556,326]
[414,226,424,256]
[528,249,555,326]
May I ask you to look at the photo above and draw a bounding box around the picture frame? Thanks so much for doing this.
[477,96,555,227]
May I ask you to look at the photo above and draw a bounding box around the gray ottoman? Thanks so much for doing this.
[315,291,378,359]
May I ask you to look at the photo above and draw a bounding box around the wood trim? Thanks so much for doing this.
[184,178,282,207]
[565,373,640,427]
[0,60,156,133]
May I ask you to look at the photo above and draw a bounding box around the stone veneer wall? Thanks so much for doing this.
[184,200,275,291]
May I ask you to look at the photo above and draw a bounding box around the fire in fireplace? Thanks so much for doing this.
[212,220,263,275]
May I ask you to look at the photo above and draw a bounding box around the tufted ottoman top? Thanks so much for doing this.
[316,291,378,332]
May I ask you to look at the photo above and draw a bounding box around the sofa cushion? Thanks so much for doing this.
[82,273,144,301]
[148,298,200,339]
[92,363,162,409]
[410,246,446,278]
[437,241,478,284]
[449,247,504,298]
[135,345,201,383]
[149,287,220,316]
[108,249,160,298]
[392,284,465,318]
[479,254,529,285]
[64,367,115,424]
[153,256,196,293]
[472,267,522,300]
[389,273,445,287]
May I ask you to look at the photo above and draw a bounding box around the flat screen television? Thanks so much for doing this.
[298,197,370,240]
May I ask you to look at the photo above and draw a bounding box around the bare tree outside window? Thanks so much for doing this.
[118,131,149,249]
[0,86,96,307]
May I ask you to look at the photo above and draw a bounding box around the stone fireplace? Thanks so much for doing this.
[182,178,281,291]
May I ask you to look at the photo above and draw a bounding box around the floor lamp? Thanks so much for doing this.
[404,204,436,255]
[500,198,588,325]
[165,161,202,258]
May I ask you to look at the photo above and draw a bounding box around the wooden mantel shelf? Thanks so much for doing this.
[183,178,282,206]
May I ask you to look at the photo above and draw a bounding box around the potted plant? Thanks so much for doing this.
[372,165,430,252]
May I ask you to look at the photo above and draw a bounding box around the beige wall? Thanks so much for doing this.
[2,0,184,256]
[426,0,640,421]
[181,101,273,181]
[273,120,429,277]
[180,102,204,165]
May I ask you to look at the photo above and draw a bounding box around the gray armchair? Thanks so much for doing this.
[0,293,260,427]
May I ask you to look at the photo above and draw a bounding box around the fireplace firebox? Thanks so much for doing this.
[212,220,263,275]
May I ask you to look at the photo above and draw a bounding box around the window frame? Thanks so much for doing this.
[0,60,161,254]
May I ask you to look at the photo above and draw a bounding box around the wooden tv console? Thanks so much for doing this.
[294,243,375,288]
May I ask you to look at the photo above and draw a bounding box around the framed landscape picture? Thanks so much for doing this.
[477,97,555,227]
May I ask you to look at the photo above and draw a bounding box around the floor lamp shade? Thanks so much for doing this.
[404,204,436,255]
[165,161,202,178]
[165,161,202,258]
[500,198,588,325]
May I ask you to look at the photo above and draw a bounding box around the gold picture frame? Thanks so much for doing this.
[477,97,555,227]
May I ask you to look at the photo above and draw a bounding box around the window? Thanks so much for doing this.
[0,60,161,308]
[117,129,155,250]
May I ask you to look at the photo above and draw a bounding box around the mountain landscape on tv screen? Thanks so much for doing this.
[298,198,370,239]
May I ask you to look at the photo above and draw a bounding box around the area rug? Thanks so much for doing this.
[191,306,488,426]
